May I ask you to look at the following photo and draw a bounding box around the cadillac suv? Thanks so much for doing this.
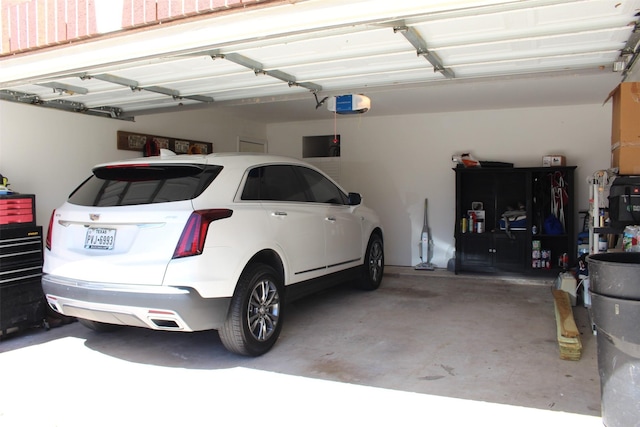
[42,152,384,356]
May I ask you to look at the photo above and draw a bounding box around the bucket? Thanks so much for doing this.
[588,252,640,427]
[590,293,640,427]
[588,252,640,299]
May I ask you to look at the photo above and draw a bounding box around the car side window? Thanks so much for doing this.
[241,165,307,202]
[295,166,348,204]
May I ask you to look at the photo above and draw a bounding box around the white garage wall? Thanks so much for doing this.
[266,104,612,267]
[0,101,267,231]
[1,100,612,268]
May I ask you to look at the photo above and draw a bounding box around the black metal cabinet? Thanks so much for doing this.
[459,233,493,268]
[493,233,526,271]
[454,166,576,275]
[0,195,45,337]
[458,222,526,272]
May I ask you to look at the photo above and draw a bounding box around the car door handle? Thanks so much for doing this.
[271,211,288,217]
[325,216,336,222]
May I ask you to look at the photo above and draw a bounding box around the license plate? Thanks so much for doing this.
[85,228,116,250]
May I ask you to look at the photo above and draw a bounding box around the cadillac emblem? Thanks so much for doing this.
[89,214,100,221]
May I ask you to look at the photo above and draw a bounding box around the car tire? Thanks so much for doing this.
[357,233,384,290]
[219,263,284,357]
[78,318,122,332]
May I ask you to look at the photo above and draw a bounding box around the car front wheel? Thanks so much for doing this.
[219,263,284,356]
[358,233,384,290]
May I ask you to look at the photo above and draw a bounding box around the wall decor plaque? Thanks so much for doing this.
[117,131,213,154]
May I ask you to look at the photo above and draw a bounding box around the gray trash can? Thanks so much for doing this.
[588,253,640,427]
[589,252,640,299]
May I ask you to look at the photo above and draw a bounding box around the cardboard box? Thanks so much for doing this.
[542,155,566,167]
[607,82,640,144]
[611,141,640,175]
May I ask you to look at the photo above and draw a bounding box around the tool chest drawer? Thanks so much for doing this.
[0,226,43,279]
[0,194,35,227]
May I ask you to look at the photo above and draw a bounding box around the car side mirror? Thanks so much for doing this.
[348,192,362,206]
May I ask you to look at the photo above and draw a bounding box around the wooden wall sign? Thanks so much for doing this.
[117,131,213,154]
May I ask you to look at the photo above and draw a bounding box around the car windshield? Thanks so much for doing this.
[68,164,222,207]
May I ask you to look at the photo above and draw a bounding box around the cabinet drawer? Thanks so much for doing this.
[0,265,42,286]
[0,198,33,210]
[0,195,35,227]
[0,226,43,275]
[0,212,34,225]
[0,200,33,212]
[0,236,42,270]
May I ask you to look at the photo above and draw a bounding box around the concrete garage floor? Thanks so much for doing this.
[0,267,602,427]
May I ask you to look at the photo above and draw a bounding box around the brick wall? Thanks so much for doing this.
[1,0,277,55]
[1,0,97,53]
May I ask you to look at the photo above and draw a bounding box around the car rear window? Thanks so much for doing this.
[68,164,222,207]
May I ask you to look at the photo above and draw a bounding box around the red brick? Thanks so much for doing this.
[46,0,58,43]
[67,0,78,38]
[133,0,144,26]
[122,0,133,27]
[182,0,196,14]
[87,0,97,34]
[156,0,170,20]
[77,0,88,38]
[27,1,38,48]
[56,0,67,42]
[17,2,28,49]
[36,0,47,46]
[145,0,156,22]
[1,5,10,53]
[197,0,212,12]
[8,5,19,51]
[165,0,184,18]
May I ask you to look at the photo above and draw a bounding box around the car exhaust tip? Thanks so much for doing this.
[150,319,180,328]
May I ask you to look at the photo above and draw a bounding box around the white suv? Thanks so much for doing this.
[42,152,383,356]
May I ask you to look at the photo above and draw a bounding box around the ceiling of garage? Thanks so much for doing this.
[1,0,640,122]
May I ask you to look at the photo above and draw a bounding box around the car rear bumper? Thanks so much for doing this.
[42,274,230,331]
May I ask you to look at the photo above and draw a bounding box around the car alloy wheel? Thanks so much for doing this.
[356,233,384,291]
[247,278,280,342]
[368,237,384,283]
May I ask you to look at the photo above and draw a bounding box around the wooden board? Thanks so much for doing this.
[552,289,582,361]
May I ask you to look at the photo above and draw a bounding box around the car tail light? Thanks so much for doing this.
[172,209,233,259]
[46,210,55,251]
